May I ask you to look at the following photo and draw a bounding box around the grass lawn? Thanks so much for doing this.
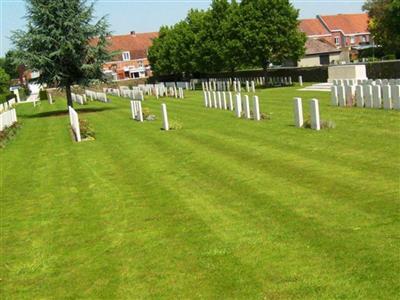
[1,86,399,299]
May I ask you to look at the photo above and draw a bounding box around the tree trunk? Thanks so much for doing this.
[66,83,73,108]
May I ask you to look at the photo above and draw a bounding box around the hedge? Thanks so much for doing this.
[151,60,400,83]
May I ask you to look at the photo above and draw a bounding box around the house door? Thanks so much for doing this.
[319,54,330,65]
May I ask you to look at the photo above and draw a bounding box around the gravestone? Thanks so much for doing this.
[345,85,355,107]
[298,76,303,87]
[217,92,222,109]
[228,92,234,111]
[203,91,208,107]
[253,96,260,121]
[364,85,373,108]
[337,85,346,107]
[293,97,303,128]
[161,103,169,131]
[372,85,382,108]
[382,85,392,109]
[222,92,227,110]
[391,85,400,110]
[235,94,242,118]
[244,95,251,119]
[355,85,364,107]
[310,99,320,131]
[331,86,338,106]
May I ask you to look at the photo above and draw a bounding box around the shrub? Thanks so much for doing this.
[169,120,183,130]
[0,122,21,148]
[39,90,48,100]
[142,107,151,119]
[303,114,335,129]
[79,119,95,140]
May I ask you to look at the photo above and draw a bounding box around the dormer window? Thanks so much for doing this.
[350,36,355,44]
[334,37,340,45]
[122,51,131,61]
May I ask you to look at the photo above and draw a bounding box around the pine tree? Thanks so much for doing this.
[12,0,112,107]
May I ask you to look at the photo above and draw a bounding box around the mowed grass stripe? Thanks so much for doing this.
[1,88,399,299]
[73,112,266,298]
[138,127,397,298]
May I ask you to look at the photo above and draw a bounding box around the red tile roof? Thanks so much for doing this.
[299,19,330,36]
[305,38,340,55]
[319,13,369,35]
[93,32,159,60]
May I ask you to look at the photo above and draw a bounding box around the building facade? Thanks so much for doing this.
[298,13,371,67]
[99,31,158,81]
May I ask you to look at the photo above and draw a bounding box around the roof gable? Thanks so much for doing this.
[299,19,330,36]
[92,32,159,60]
[319,13,369,35]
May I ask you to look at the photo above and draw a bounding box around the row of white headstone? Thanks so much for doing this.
[333,78,400,86]
[202,80,257,92]
[203,91,261,121]
[331,84,400,109]
[85,90,108,102]
[71,92,87,105]
[0,98,16,113]
[104,88,121,97]
[121,88,144,101]
[0,108,17,132]
[130,100,143,122]
[68,106,81,142]
[293,98,320,130]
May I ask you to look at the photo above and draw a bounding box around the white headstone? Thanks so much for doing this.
[251,81,255,93]
[213,91,217,108]
[391,85,400,110]
[222,92,227,110]
[299,76,303,87]
[337,85,346,107]
[363,85,373,108]
[235,94,242,118]
[253,96,260,121]
[203,91,208,107]
[310,99,320,131]
[217,92,222,109]
[161,103,169,131]
[372,85,382,108]
[293,97,303,128]
[228,92,234,111]
[382,85,392,110]
[244,95,251,119]
[355,85,364,107]
[331,86,338,106]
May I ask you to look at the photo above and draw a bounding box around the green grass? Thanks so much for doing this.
[1,86,399,299]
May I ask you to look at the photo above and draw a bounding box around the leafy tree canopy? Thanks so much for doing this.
[11,0,113,107]
[148,0,306,76]
[363,0,400,58]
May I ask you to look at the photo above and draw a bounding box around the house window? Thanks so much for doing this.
[350,36,355,44]
[334,37,340,45]
[122,51,131,61]
[138,60,144,68]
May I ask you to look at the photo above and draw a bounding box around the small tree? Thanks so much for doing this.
[12,0,113,108]
[239,0,306,71]
[363,0,400,58]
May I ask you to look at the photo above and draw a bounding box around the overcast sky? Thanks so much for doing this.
[0,0,365,56]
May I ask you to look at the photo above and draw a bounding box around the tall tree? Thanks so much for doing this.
[239,0,306,71]
[12,0,112,107]
[363,0,400,58]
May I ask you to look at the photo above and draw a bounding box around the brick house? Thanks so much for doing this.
[98,31,158,81]
[298,13,371,67]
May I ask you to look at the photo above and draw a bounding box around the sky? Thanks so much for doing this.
[0,0,365,56]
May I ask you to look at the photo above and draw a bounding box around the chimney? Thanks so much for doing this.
[130,31,136,36]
